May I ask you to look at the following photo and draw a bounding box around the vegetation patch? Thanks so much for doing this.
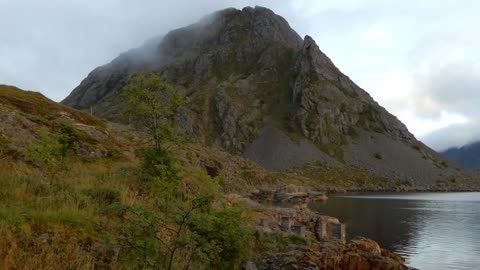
[0,85,103,127]
[357,102,386,134]
[284,162,387,190]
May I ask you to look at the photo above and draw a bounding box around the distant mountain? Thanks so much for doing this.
[442,142,480,171]
[62,6,476,189]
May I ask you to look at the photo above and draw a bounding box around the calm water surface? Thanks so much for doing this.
[310,192,480,270]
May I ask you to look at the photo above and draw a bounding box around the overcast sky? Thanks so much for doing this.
[1,0,479,150]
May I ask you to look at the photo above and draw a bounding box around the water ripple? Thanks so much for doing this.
[310,192,480,270]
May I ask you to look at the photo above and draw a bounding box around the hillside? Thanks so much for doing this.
[0,84,141,165]
[0,85,269,269]
[62,6,476,189]
[1,84,420,270]
[443,142,480,171]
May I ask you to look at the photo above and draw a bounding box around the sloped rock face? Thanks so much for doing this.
[62,6,477,187]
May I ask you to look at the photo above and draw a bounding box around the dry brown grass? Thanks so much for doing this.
[0,230,97,270]
[278,162,388,190]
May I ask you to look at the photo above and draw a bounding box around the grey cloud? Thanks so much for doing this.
[414,63,480,118]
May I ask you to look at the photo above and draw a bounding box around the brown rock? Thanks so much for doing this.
[348,236,382,255]
[254,238,412,270]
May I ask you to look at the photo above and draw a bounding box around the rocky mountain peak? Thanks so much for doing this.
[61,6,472,187]
[158,6,303,54]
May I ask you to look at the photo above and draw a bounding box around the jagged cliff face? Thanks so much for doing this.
[63,6,476,187]
[292,36,413,143]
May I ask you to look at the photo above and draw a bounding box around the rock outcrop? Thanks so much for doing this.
[62,6,477,188]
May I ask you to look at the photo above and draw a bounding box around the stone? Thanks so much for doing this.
[315,221,327,240]
[243,261,258,270]
[348,237,381,255]
[281,216,292,231]
[331,223,346,243]
[91,242,120,264]
[273,185,328,203]
[38,233,51,244]
[290,225,306,237]
[254,238,412,270]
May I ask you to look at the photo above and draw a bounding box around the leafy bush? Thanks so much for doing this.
[0,132,10,156]
[24,129,62,173]
[188,209,249,269]
[24,124,77,174]
[140,147,180,183]
[411,144,421,151]
[57,122,76,164]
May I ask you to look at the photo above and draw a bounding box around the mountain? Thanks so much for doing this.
[62,6,476,189]
[443,142,480,171]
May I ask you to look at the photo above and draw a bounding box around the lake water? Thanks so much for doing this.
[309,193,480,270]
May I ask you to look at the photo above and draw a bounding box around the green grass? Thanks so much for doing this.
[254,231,308,252]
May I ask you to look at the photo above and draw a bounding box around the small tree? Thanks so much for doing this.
[0,132,10,157]
[25,129,62,176]
[58,122,76,169]
[121,73,187,149]
[24,123,77,176]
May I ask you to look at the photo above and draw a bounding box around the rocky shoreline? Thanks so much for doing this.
[246,237,412,270]
[233,185,414,270]
[325,186,480,193]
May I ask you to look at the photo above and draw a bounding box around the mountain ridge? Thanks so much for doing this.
[442,142,480,171]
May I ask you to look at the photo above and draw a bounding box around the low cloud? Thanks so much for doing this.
[413,62,480,118]
[421,122,480,151]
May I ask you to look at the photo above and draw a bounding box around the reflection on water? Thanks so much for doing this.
[309,193,480,270]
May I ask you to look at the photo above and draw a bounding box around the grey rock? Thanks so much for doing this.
[243,261,258,270]
[39,233,51,244]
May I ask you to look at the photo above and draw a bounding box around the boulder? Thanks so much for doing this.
[348,236,381,255]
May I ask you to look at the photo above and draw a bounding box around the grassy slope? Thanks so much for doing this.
[0,85,102,127]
